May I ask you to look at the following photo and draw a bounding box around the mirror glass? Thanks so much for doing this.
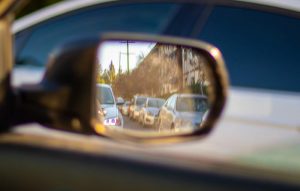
[95,40,215,137]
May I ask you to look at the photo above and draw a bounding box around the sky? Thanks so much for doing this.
[98,41,155,74]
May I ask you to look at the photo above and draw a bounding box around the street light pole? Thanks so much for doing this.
[118,51,135,74]
[119,52,121,74]
[120,41,135,74]
[127,41,129,74]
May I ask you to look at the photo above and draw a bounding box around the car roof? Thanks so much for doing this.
[147,97,165,101]
[238,0,300,12]
[96,83,111,89]
[175,94,208,99]
[13,0,115,33]
[134,95,147,98]
[13,0,300,33]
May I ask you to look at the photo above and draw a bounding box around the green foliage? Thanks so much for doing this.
[102,70,110,84]
[108,61,116,83]
[96,61,117,85]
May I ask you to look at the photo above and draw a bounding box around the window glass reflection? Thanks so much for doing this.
[96,40,214,135]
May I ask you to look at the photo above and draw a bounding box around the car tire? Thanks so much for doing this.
[171,123,175,131]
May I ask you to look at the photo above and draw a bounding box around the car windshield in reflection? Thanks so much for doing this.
[176,96,207,112]
[97,85,115,105]
[148,98,165,108]
[136,97,147,106]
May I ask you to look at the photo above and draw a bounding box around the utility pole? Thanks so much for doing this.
[118,51,135,74]
[120,41,135,74]
[127,41,129,74]
[118,52,122,75]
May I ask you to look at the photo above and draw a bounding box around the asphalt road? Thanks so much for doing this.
[123,115,157,132]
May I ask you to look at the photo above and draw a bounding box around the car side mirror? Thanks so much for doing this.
[12,33,228,144]
[12,38,99,133]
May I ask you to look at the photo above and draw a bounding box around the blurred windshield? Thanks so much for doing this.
[97,86,115,105]
[136,97,147,106]
[148,99,165,108]
[176,97,207,112]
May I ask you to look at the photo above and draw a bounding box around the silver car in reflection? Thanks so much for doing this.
[121,101,130,116]
[139,97,165,127]
[158,94,208,131]
[96,84,123,128]
[130,96,147,120]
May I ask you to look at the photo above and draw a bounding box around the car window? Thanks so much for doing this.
[148,99,165,108]
[176,97,207,112]
[168,96,176,109]
[199,6,300,92]
[15,3,181,67]
[163,97,170,108]
[97,86,114,105]
[136,97,147,106]
[164,96,171,108]
[163,3,206,36]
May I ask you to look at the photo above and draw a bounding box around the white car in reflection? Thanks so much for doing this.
[158,94,208,132]
[138,97,165,127]
[121,101,130,116]
[130,96,147,120]
[96,84,123,128]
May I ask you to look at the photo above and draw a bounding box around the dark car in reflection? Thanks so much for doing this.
[138,97,165,127]
[158,94,208,132]
[96,84,123,128]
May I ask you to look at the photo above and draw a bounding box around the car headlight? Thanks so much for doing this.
[98,109,107,116]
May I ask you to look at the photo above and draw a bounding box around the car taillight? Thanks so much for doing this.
[104,117,122,126]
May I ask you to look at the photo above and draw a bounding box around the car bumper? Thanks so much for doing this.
[105,125,123,129]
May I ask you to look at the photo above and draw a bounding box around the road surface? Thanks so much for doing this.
[123,115,157,132]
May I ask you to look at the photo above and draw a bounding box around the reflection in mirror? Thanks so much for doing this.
[95,40,215,136]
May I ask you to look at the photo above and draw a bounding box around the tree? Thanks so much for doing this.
[96,62,105,84]
[118,62,122,75]
[108,60,116,84]
[102,69,110,84]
